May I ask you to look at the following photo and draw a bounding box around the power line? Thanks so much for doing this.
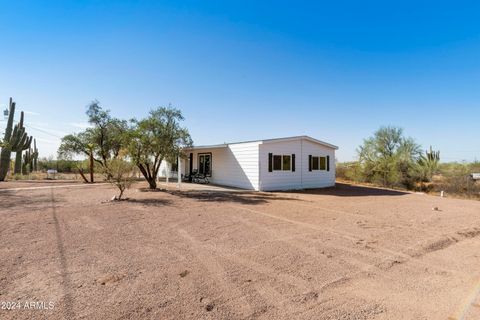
[0,117,64,139]
[24,125,63,139]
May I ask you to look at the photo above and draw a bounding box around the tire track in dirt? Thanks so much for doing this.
[176,227,333,320]
[227,204,468,276]
[172,193,467,277]
[196,243,385,320]
[172,207,386,315]
[179,236,319,319]
[50,187,75,320]
[226,212,397,283]
[280,199,444,238]
[406,227,480,259]
[179,205,480,320]
[177,228,256,317]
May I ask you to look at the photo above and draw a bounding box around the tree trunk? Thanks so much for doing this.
[137,163,157,189]
[89,149,94,183]
[118,187,125,200]
[14,151,22,174]
[78,168,90,183]
[147,178,157,189]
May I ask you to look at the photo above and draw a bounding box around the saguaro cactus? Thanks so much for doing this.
[0,98,16,181]
[32,139,39,172]
[12,111,33,175]
[22,147,34,174]
[418,146,441,182]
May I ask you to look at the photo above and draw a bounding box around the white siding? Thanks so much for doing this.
[259,138,336,191]
[259,140,303,191]
[164,137,335,191]
[185,142,260,190]
[158,161,176,178]
[300,140,336,189]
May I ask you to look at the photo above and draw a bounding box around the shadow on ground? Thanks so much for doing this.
[0,180,83,190]
[289,183,408,197]
[125,198,173,207]
[167,190,302,205]
[49,188,75,319]
[0,189,64,210]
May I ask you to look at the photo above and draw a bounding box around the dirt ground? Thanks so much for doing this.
[1,181,480,320]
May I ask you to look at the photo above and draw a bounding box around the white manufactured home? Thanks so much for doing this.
[159,136,338,191]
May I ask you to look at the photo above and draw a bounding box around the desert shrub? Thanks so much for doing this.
[435,162,480,198]
[335,162,349,180]
[102,159,135,200]
[38,158,82,173]
[336,161,364,182]
[339,126,447,192]
[357,126,422,189]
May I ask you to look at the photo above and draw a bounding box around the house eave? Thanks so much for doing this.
[185,135,338,151]
[185,144,228,151]
[260,136,339,150]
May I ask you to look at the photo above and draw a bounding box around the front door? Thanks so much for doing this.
[198,153,212,176]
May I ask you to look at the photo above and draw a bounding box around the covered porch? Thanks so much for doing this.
[180,144,228,182]
[159,141,259,191]
[159,144,229,186]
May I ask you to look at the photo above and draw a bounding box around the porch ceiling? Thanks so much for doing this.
[185,144,228,151]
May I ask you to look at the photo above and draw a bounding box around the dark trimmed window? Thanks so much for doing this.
[282,155,291,171]
[311,156,327,171]
[272,154,293,171]
[273,155,282,171]
[312,157,319,170]
[320,157,326,170]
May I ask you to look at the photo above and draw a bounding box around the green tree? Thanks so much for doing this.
[85,101,127,167]
[126,106,192,189]
[58,101,127,182]
[58,133,95,182]
[358,126,421,188]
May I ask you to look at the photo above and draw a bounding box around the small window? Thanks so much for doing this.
[320,157,326,170]
[311,156,327,171]
[272,154,292,171]
[282,155,291,171]
[312,157,319,170]
[273,155,282,171]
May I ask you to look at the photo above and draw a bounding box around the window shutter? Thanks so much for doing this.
[327,155,330,171]
[308,155,312,172]
[292,154,295,172]
[268,153,273,172]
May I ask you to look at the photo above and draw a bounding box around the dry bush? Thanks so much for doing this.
[336,162,364,182]
[103,159,135,200]
[434,163,480,199]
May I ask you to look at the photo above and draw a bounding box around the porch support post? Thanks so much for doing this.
[166,162,169,185]
[177,155,182,189]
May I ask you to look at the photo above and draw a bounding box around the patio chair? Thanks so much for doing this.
[193,172,210,184]
[183,169,198,182]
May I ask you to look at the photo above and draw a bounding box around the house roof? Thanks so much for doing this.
[187,135,338,150]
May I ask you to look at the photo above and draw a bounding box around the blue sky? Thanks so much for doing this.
[0,0,479,162]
